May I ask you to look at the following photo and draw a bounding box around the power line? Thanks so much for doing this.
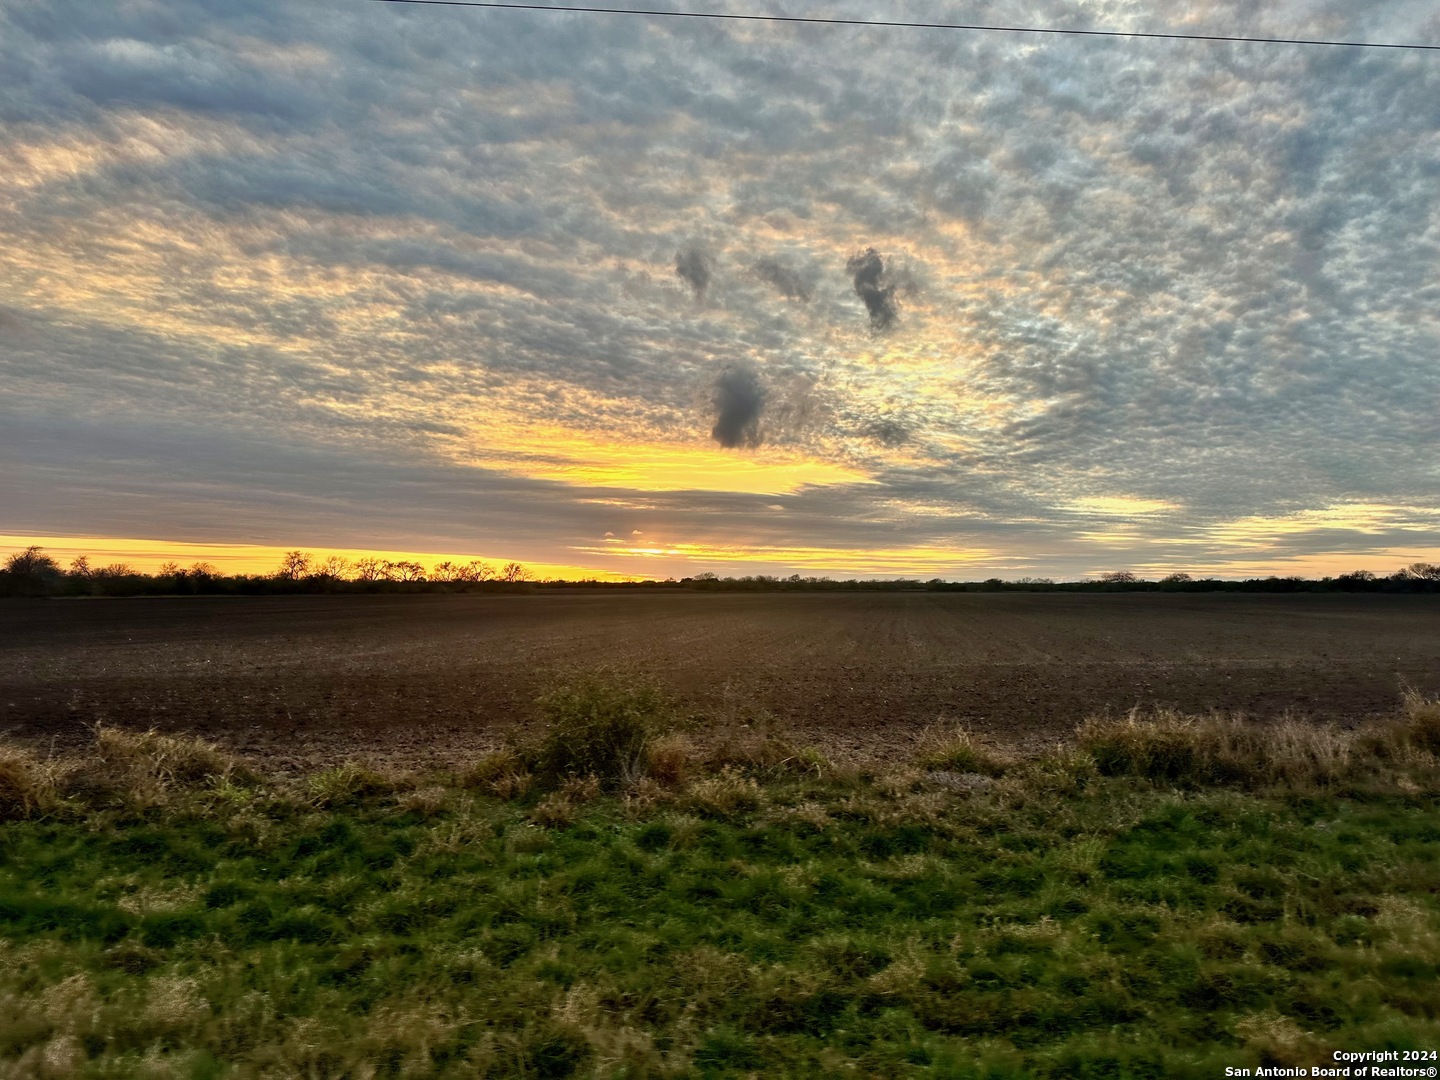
[368,0,1440,52]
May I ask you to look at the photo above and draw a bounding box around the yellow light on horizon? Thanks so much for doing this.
[568,539,1002,576]
[0,534,637,582]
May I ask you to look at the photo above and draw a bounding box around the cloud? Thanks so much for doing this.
[859,416,912,447]
[675,245,714,300]
[710,366,766,449]
[845,247,900,330]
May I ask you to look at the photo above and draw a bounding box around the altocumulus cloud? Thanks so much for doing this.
[0,0,1438,577]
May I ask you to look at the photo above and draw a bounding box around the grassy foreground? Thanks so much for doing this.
[2,689,1439,1078]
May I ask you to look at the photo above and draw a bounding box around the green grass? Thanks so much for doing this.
[3,752,1439,1078]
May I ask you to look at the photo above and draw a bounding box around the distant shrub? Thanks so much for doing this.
[528,671,678,791]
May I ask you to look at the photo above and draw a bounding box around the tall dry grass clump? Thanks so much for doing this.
[1076,709,1355,789]
[306,761,409,809]
[1397,688,1440,755]
[59,725,254,809]
[701,725,827,779]
[3,726,257,819]
[913,724,1010,777]
[0,743,58,821]
[459,746,533,798]
[1074,697,1440,791]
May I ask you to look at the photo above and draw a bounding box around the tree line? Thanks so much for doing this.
[0,547,532,598]
[2,545,1438,598]
[271,551,530,585]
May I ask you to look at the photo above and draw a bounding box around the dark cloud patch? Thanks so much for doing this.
[846,247,900,331]
[860,416,912,447]
[675,246,714,300]
[711,366,765,449]
[752,257,813,302]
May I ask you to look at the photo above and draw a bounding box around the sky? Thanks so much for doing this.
[2,0,1438,580]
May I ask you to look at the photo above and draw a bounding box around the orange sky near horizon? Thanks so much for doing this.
[4,532,1436,583]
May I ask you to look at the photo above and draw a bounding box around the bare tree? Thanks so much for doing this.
[313,555,351,581]
[392,560,426,583]
[431,561,461,583]
[461,560,494,583]
[501,561,529,583]
[277,551,313,581]
[1401,562,1440,581]
[1098,570,1139,584]
[353,557,383,582]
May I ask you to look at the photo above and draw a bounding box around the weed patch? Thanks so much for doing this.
[527,670,678,791]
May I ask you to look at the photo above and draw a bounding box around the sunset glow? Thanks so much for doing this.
[3,2,1438,579]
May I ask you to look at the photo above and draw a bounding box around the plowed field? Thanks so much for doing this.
[3,592,1437,767]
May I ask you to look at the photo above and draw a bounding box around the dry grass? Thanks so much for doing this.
[1398,687,1440,754]
[1074,702,1439,789]
[644,732,696,789]
[0,725,257,818]
[0,745,57,821]
[393,784,449,818]
[912,724,1010,777]
[698,723,828,779]
[1077,709,1336,787]
[528,774,602,828]
[680,767,765,817]
[59,725,255,810]
[458,748,533,799]
[307,762,408,809]
[2,691,1436,825]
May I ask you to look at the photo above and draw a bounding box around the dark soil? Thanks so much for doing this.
[3,591,1437,768]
